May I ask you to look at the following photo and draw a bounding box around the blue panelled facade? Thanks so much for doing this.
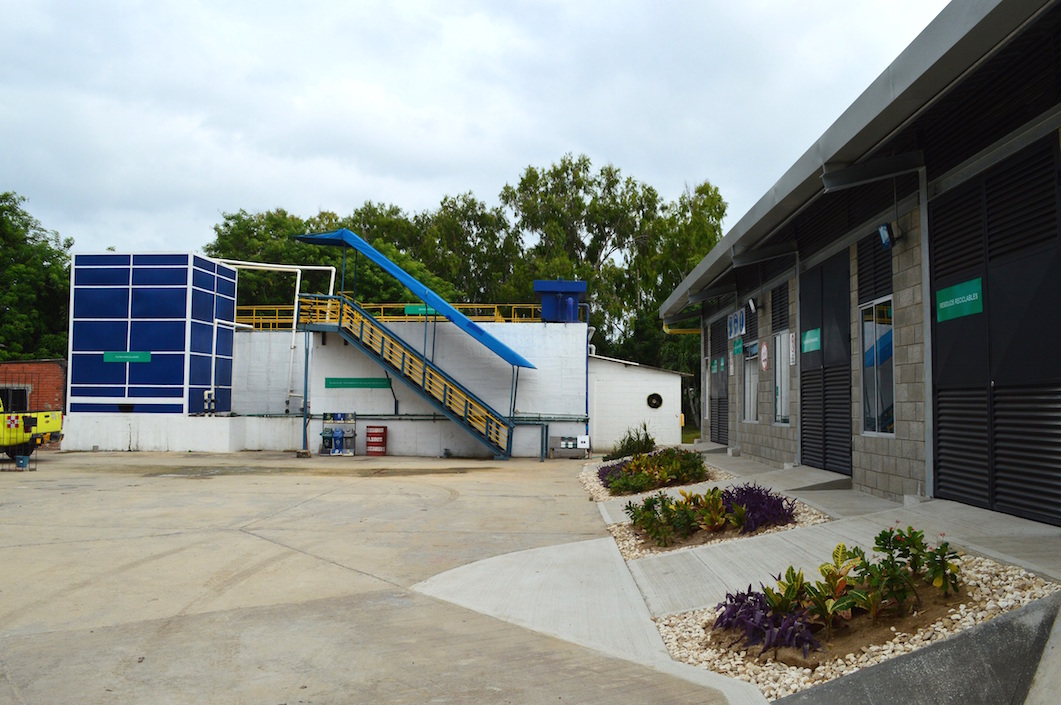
[68,254,237,414]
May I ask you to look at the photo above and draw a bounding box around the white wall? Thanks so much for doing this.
[66,322,588,457]
[307,321,588,458]
[588,355,683,450]
[231,329,307,415]
[63,415,303,452]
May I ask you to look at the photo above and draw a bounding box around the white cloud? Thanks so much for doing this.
[1,0,948,254]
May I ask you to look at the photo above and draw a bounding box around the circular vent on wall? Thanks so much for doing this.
[646,393,663,409]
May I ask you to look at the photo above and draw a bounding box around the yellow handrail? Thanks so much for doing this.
[237,301,578,330]
[298,296,509,451]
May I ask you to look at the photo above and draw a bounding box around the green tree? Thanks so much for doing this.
[414,193,524,302]
[0,193,73,360]
[204,206,459,306]
[500,154,669,350]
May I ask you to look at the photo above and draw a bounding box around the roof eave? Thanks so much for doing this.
[661,0,1051,320]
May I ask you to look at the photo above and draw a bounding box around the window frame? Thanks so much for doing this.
[859,295,895,436]
[773,330,790,424]
[742,344,759,423]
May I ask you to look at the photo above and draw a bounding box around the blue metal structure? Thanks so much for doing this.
[296,229,536,369]
[68,254,237,414]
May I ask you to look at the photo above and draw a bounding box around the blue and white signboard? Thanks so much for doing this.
[727,309,746,340]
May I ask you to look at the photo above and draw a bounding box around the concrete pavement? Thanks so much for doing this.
[4,447,1061,703]
[0,451,744,704]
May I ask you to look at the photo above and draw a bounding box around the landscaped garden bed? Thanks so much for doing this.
[578,453,829,561]
[655,527,1060,701]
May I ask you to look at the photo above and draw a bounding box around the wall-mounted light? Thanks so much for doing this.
[748,298,757,314]
[878,223,901,250]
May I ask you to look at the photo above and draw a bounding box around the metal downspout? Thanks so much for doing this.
[920,166,934,497]
[302,329,310,452]
[582,303,590,437]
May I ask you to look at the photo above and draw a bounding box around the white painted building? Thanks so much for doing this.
[588,354,684,451]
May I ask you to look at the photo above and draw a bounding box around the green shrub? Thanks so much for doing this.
[600,447,707,495]
[604,422,655,461]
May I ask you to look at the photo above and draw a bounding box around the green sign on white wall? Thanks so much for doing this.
[325,377,392,389]
[936,278,983,323]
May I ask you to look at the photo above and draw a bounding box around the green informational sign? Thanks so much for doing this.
[404,304,437,315]
[733,338,743,356]
[801,328,821,353]
[936,278,983,323]
[104,351,151,363]
[325,377,392,389]
[710,359,717,373]
[720,357,725,371]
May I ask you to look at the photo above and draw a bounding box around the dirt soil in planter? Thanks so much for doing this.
[725,586,965,670]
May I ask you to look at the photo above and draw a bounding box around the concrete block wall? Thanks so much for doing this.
[850,209,927,500]
[734,279,799,466]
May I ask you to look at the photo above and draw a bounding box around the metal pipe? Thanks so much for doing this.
[919,166,934,498]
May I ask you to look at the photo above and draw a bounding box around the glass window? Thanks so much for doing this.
[773,331,790,423]
[743,347,758,422]
[861,299,894,434]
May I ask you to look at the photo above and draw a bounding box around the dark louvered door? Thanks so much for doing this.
[800,251,851,474]
[709,318,729,446]
[931,136,1061,525]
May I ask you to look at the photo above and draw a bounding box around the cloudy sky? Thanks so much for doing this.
[3,0,949,255]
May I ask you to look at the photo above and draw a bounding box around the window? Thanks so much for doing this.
[861,298,894,434]
[743,344,758,422]
[0,388,29,412]
[773,331,790,423]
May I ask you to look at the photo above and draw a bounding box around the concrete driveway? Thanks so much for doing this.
[0,451,741,704]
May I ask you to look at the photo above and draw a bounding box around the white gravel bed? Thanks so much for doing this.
[655,555,1060,702]
[607,501,831,561]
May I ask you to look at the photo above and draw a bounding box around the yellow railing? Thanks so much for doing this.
[298,295,509,452]
[237,301,550,330]
[235,305,296,330]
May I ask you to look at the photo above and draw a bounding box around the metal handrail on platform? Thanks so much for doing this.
[237,301,559,330]
[297,294,510,454]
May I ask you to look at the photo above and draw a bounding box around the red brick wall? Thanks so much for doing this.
[0,360,67,411]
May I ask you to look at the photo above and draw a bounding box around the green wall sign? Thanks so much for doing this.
[936,278,983,323]
[325,377,392,389]
[711,359,717,373]
[104,351,151,363]
[733,338,743,356]
[404,304,437,316]
[801,329,821,353]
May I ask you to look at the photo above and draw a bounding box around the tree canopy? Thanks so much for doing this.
[203,155,726,422]
[0,192,73,361]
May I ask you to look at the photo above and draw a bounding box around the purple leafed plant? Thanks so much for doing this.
[722,483,796,534]
[713,586,819,658]
[598,458,629,488]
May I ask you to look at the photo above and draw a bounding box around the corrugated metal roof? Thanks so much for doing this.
[661,0,1052,320]
[296,229,537,369]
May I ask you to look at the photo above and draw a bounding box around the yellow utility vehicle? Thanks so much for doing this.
[1,398,62,459]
